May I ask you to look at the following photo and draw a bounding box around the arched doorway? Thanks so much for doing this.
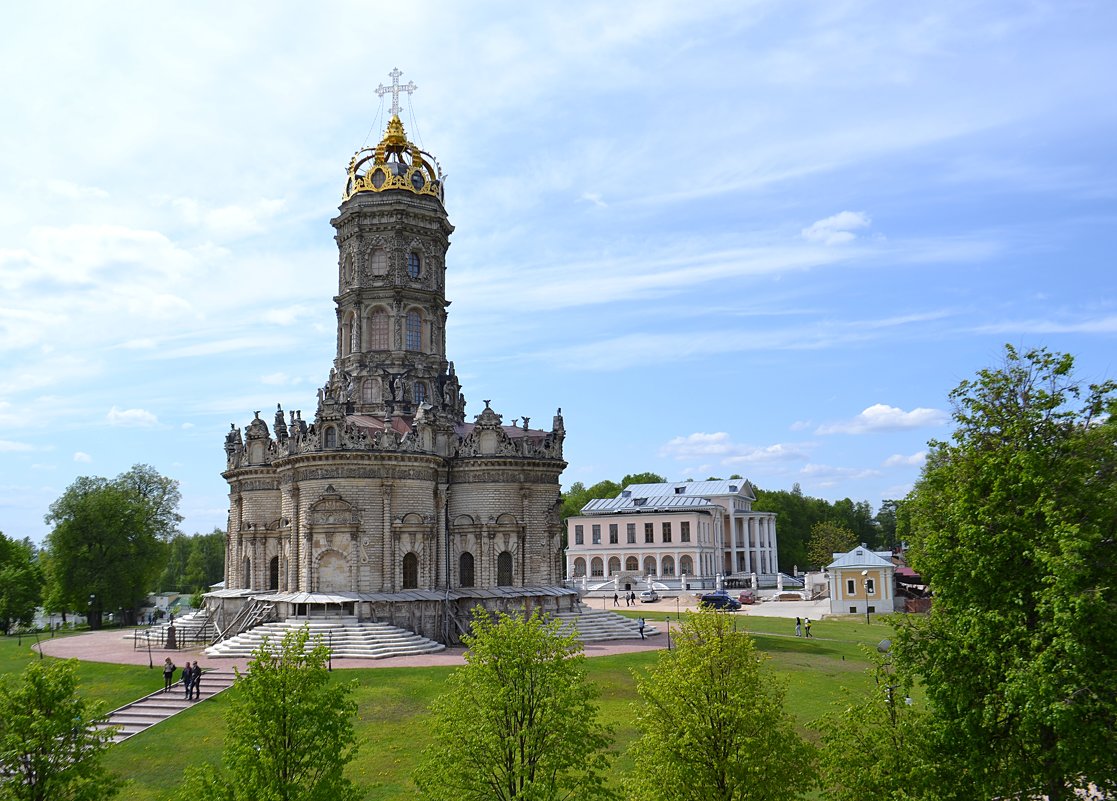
[459,552,475,588]
[402,552,419,590]
[242,557,251,588]
[268,556,279,590]
[496,551,513,586]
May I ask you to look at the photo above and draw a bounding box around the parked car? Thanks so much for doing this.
[699,593,741,611]
[737,589,756,605]
[639,589,660,603]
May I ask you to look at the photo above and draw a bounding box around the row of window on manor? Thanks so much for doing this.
[345,250,425,282]
[572,521,692,547]
[572,554,694,578]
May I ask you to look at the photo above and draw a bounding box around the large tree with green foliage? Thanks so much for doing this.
[179,626,359,801]
[625,610,816,801]
[415,608,615,801]
[815,645,936,800]
[43,464,181,628]
[0,658,119,801]
[157,528,226,593]
[0,533,41,635]
[805,521,858,570]
[895,346,1117,800]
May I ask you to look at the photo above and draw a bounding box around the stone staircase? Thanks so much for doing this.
[204,617,446,660]
[97,667,237,743]
[551,604,661,642]
[128,609,217,649]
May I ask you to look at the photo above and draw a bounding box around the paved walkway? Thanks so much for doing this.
[36,626,671,670]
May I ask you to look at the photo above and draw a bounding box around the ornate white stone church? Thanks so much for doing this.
[210,74,574,643]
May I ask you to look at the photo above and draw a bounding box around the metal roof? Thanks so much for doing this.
[623,479,756,499]
[239,586,577,605]
[581,495,717,514]
[826,547,894,570]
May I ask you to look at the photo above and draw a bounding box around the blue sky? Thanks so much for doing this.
[2,1,1115,544]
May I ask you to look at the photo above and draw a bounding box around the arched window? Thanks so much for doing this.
[242,557,251,588]
[407,252,421,279]
[268,556,279,590]
[625,556,639,572]
[459,552,475,588]
[662,556,675,577]
[402,553,419,590]
[643,556,656,576]
[573,557,586,577]
[591,557,604,577]
[680,555,694,576]
[497,551,513,586]
[608,556,620,576]
[367,308,389,350]
[362,378,380,403]
[370,248,387,276]
[324,427,337,448]
[413,381,427,404]
[341,313,355,357]
[406,311,421,351]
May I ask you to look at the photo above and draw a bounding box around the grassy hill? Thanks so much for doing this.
[2,613,894,800]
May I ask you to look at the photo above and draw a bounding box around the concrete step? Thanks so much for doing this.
[550,605,661,642]
[204,619,445,660]
[96,668,238,744]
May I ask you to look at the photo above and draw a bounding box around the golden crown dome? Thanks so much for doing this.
[343,115,444,202]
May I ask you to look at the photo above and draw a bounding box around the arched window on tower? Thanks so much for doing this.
[402,553,419,590]
[413,381,426,404]
[367,308,389,350]
[324,427,337,448]
[341,313,355,357]
[459,552,475,588]
[242,557,252,588]
[497,551,514,586]
[370,248,387,276]
[407,252,421,279]
[406,311,421,351]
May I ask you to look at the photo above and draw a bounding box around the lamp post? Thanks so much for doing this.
[861,570,870,625]
[88,594,96,631]
[675,595,680,620]
[877,639,897,725]
[328,630,333,672]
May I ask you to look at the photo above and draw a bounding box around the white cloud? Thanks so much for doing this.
[801,211,872,245]
[789,420,812,431]
[0,440,34,452]
[106,406,159,427]
[661,432,809,466]
[883,451,927,467]
[44,179,110,200]
[816,404,947,434]
[73,451,93,463]
[799,463,881,487]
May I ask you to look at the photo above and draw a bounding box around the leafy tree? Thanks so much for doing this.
[873,499,903,550]
[0,658,119,801]
[415,607,615,801]
[561,479,621,521]
[625,610,816,801]
[0,533,41,635]
[43,464,181,628]
[815,646,935,800]
[805,521,858,570]
[157,529,226,593]
[179,626,359,801]
[895,345,1117,801]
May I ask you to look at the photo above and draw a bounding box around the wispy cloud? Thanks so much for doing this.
[661,432,810,466]
[802,211,872,245]
[883,451,927,467]
[73,451,93,463]
[0,440,34,453]
[106,406,159,427]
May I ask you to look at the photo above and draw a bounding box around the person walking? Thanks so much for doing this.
[804,618,812,638]
[190,662,202,700]
[613,592,619,607]
[181,661,194,699]
[162,657,176,693]
[638,617,646,640]
[795,617,802,637]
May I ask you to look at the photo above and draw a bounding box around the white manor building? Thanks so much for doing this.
[565,480,779,591]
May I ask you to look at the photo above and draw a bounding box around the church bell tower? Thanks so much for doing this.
[327,71,462,424]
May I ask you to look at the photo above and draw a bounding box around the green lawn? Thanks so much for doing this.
[6,614,895,800]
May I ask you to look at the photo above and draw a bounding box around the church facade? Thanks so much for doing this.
[213,86,572,642]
